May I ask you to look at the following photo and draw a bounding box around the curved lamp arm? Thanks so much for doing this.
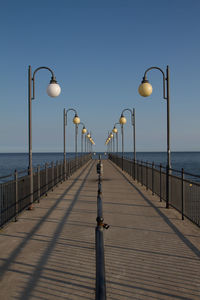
[143,66,167,100]
[114,122,121,128]
[78,122,86,128]
[64,108,78,126]
[32,66,56,100]
[121,108,135,126]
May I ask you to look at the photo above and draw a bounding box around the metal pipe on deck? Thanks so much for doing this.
[96,226,106,300]
[95,157,107,300]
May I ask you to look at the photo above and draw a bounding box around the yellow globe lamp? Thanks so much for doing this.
[138,79,153,97]
[119,115,127,125]
[113,127,118,133]
[110,133,114,138]
[73,114,80,124]
[87,133,90,138]
[82,127,87,134]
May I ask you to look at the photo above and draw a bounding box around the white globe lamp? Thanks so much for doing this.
[47,79,61,97]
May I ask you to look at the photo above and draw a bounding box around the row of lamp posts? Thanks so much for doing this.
[106,65,170,208]
[63,108,95,180]
[28,65,95,210]
[106,108,136,172]
[28,64,170,209]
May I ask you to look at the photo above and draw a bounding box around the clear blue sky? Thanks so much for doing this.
[0,0,200,152]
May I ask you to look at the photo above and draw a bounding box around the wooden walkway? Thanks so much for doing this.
[0,159,200,299]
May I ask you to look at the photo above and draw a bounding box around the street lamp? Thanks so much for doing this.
[106,136,111,153]
[73,114,80,166]
[63,108,80,179]
[119,114,127,170]
[84,130,88,152]
[108,137,111,153]
[89,132,94,153]
[78,122,86,154]
[87,133,91,153]
[113,122,120,154]
[110,133,114,152]
[120,108,136,162]
[138,65,170,208]
[28,65,61,209]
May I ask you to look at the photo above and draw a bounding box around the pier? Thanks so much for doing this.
[0,158,200,299]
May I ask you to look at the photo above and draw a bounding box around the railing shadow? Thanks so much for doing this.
[109,160,200,259]
[0,161,96,299]
[17,161,95,300]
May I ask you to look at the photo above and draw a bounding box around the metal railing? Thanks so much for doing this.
[96,158,109,300]
[0,154,91,228]
[109,154,200,227]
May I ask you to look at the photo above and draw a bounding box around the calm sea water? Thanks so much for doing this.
[0,153,77,178]
[0,152,200,178]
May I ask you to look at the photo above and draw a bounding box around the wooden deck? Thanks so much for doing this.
[0,159,200,299]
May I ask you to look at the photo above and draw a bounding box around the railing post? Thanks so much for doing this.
[152,162,154,195]
[181,168,184,220]
[37,165,40,203]
[65,161,68,179]
[69,160,72,176]
[45,163,48,195]
[56,161,58,186]
[61,161,63,183]
[166,164,169,208]
[141,161,143,186]
[68,160,70,177]
[133,159,136,181]
[160,164,162,202]
[28,166,31,205]
[51,162,54,191]
[146,161,148,190]
[64,155,66,181]
[15,170,18,222]
[131,160,133,179]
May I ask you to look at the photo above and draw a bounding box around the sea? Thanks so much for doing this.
[0,152,200,180]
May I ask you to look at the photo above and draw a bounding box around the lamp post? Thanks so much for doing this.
[107,137,111,153]
[78,122,87,154]
[113,123,120,154]
[110,133,114,152]
[89,137,93,153]
[85,131,88,153]
[109,137,111,153]
[106,136,110,153]
[119,115,127,170]
[87,133,90,153]
[138,65,171,208]
[89,132,94,153]
[28,65,61,209]
[106,140,109,153]
[63,108,80,179]
[119,108,136,162]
